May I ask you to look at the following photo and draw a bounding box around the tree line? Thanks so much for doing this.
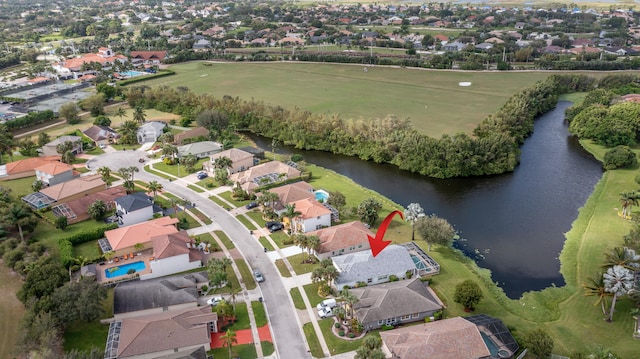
[125,74,612,179]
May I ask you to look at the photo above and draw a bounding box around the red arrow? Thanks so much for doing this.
[368,210,404,257]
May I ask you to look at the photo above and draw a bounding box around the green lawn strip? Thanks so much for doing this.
[187,184,205,193]
[74,240,101,258]
[215,230,235,250]
[75,167,90,174]
[289,287,305,310]
[244,210,266,227]
[235,258,257,290]
[236,215,258,230]
[229,302,250,330]
[251,301,268,327]
[33,218,113,252]
[269,231,293,248]
[0,175,37,197]
[188,207,213,224]
[303,283,325,309]
[63,320,109,353]
[172,210,200,229]
[143,165,172,179]
[260,341,274,356]
[259,237,275,252]
[134,180,148,187]
[209,195,230,208]
[218,190,252,208]
[211,268,240,295]
[275,259,291,277]
[288,252,318,275]
[147,162,191,178]
[197,178,217,189]
[302,322,324,358]
[318,319,378,354]
[162,192,179,200]
[209,343,256,359]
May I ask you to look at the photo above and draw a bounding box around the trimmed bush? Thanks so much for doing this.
[338,330,345,336]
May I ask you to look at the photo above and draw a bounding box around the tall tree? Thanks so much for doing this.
[282,204,301,234]
[619,191,639,218]
[119,120,139,145]
[357,198,382,226]
[603,265,635,322]
[340,288,359,319]
[147,180,163,200]
[220,329,238,359]
[355,335,385,359]
[453,279,483,311]
[213,156,233,171]
[97,166,112,186]
[132,106,146,124]
[404,202,425,241]
[3,203,33,242]
[415,214,455,251]
[59,102,80,124]
[327,191,346,213]
[602,246,640,271]
[0,124,13,164]
[51,278,107,326]
[56,141,78,164]
[306,235,320,260]
[88,200,107,220]
[114,106,127,123]
[36,132,50,147]
[581,272,612,316]
[293,234,309,262]
[523,329,554,359]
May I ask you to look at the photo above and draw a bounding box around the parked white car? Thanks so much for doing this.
[206,296,224,306]
[316,298,337,311]
[318,307,335,319]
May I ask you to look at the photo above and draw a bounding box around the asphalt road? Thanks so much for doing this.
[88,150,311,359]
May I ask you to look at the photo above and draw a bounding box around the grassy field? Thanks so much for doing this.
[0,264,25,359]
[143,62,552,137]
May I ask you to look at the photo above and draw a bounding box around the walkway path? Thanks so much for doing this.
[211,325,272,349]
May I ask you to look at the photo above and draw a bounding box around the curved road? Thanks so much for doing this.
[87,150,311,359]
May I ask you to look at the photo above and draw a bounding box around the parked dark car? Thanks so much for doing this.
[265,221,281,228]
[269,223,284,233]
[197,171,208,180]
[246,202,258,210]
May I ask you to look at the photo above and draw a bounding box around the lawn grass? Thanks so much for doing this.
[302,322,324,358]
[215,230,235,250]
[261,341,274,356]
[303,283,325,308]
[210,343,257,359]
[172,210,200,229]
[209,194,231,209]
[63,289,113,352]
[318,319,378,354]
[147,62,553,137]
[269,231,293,248]
[275,259,292,277]
[244,210,265,227]
[187,184,205,193]
[0,175,37,198]
[152,162,192,178]
[251,301,268,327]
[229,302,250,330]
[235,258,257,290]
[212,267,240,296]
[0,264,25,359]
[288,252,318,275]
[290,287,306,310]
[144,165,173,179]
[218,190,251,207]
[236,215,258,230]
[74,240,101,258]
[259,237,275,252]
[188,207,213,225]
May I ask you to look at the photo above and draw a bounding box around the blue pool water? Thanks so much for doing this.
[105,261,146,278]
[481,332,499,357]
[315,190,329,202]
[120,70,147,78]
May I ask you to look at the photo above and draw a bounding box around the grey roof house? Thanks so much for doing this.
[333,244,418,289]
[137,121,167,143]
[114,192,162,227]
[177,141,223,159]
[351,278,444,331]
[41,135,83,157]
[113,271,209,319]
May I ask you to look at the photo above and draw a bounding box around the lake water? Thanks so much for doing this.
[249,101,603,298]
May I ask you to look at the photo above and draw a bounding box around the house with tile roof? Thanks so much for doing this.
[142,231,204,280]
[103,306,216,359]
[206,148,255,175]
[173,126,209,146]
[115,192,162,227]
[35,161,77,186]
[53,47,128,79]
[83,125,120,146]
[41,135,83,157]
[267,181,315,211]
[351,278,444,331]
[102,216,179,256]
[230,161,302,193]
[379,316,491,359]
[177,141,223,159]
[52,185,127,224]
[308,221,373,260]
[0,156,61,181]
[288,198,332,233]
[113,271,208,319]
[130,50,169,66]
[23,174,106,209]
[332,244,417,289]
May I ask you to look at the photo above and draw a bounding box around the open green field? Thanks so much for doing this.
[0,264,25,359]
[143,62,551,137]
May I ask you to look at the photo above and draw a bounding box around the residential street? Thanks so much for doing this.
[87,150,312,359]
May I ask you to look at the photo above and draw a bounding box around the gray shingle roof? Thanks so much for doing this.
[333,245,416,286]
[115,192,153,212]
[113,271,208,315]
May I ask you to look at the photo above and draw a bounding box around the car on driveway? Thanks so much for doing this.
[265,221,280,228]
[318,307,335,319]
[253,269,265,283]
[206,296,224,306]
[246,201,258,210]
[268,223,284,233]
[197,171,208,180]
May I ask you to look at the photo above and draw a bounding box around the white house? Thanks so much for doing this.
[34,161,76,186]
[141,231,204,280]
[136,121,166,143]
[333,245,418,289]
[289,198,332,233]
[114,192,159,227]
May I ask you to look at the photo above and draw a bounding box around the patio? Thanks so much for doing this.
[94,250,155,284]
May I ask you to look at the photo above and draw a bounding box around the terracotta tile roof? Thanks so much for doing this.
[379,317,490,359]
[59,53,127,71]
[151,231,193,259]
[39,174,105,201]
[622,94,640,103]
[117,306,216,358]
[106,216,179,252]
[289,198,331,219]
[28,76,50,83]
[130,50,168,60]
[210,148,253,163]
[34,161,74,175]
[268,182,314,211]
[308,221,373,254]
[5,156,61,175]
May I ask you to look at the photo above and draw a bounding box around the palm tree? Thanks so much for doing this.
[306,235,321,261]
[119,120,139,145]
[341,288,359,320]
[220,329,238,359]
[133,106,146,124]
[405,203,425,241]
[619,191,638,219]
[3,203,32,242]
[603,265,635,322]
[581,272,612,316]
[147,180,163,200]
[293,234,309,262]
[115,107,126,123]
[603,246,640,271]
[162,144,179,159]
[97,166,111,183]
[282,204,301,234]
[257,191,279,217]
[88,199,107,220]
[213,156,233,171]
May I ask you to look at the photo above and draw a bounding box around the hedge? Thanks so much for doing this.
[119,69,175,86]
[60,223,119,245]
[5,110,56,131]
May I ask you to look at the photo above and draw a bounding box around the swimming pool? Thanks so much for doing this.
[410,254,430,271]
[105,261,146,278]
[120,70,147,78]
[315,189,330,203]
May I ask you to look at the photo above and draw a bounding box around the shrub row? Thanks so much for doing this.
[58,223,118,267]
[119,69,175,86]
[5,110,56,131]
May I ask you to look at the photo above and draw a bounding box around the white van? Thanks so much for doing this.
[316,298,337,311]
